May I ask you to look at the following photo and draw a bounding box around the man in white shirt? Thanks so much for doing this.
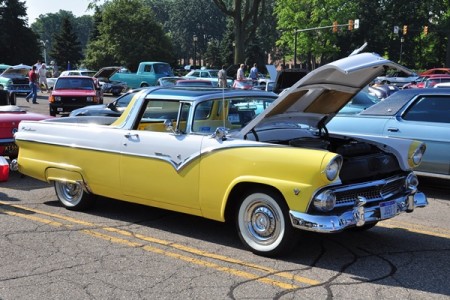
[236,64,245,81]
[38,63,49,92]
[218,65,227,88]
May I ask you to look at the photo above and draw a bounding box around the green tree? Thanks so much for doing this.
[275,0,449,70]
[212,0,265,65]
[0,0,40,64]
[31,11,94,65]
[84,0,174,71]
[49,16,83,69]
[147,0,227,68]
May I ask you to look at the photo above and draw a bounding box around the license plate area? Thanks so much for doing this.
[3,143,18,155]
[380,200,397,219]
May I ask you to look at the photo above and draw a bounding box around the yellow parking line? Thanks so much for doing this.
[1,202,317,288]
[105,227,320,286]
[378,220,450,239]
[2,209,64,227]
[83,229,299,290]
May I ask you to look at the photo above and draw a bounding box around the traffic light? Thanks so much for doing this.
[348,19,354,31]
[423,26,428,35]
[333,21,337,32]
[403,25,408,35]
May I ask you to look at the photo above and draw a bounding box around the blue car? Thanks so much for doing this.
[328,88,450,179]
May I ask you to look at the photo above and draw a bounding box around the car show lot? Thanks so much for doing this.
[0,92,449,299]
[1,169,450,299]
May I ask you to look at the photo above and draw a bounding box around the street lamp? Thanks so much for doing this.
[294,29,298,69]
[232,41,235,64]
[399,37,404,63]
[193,35,198,69]
[40,39,49,64]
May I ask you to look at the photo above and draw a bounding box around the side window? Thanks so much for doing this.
[403,96,450,123]
[137,100,181,132]
[177,102,191,134]
[144,64,152,72]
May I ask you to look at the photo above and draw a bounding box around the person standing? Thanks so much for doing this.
[218,65,227,88]
[249,63,258,84]
[236,64,245,81]
[34,60,42,71]
[25,66,38,104]
[38,63,49,93]
[50,60,59,77]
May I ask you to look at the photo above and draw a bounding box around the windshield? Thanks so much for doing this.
[4,68,29,76]
[154,63,172,76]
[208,70,218,77]
[55,78,95,90]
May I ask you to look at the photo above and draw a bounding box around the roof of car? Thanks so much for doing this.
[57,75,95,79]
[143,86,277,101]
[359,88,450,116]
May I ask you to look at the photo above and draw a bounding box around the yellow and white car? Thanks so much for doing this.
[14,53,428,256]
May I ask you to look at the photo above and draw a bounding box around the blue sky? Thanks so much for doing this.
[24,0,96,25]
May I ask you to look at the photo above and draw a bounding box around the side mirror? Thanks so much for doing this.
[212,127,228,141]
[164,119,179,134]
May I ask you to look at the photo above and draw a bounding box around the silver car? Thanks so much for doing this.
[329,88,450,179]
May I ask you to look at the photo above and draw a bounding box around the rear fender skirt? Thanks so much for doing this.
[45,167,91,193]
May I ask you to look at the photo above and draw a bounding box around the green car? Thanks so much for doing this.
[0,64,32,97]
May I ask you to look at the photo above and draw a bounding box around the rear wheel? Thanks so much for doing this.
[54,181,94,211]
[236,189,297,257]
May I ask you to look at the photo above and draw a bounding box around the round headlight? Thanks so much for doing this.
[314,190,336,212]
[405,172,419,190]
[87,96,93,102]
[55,96,61,102]
[324,155,342,181]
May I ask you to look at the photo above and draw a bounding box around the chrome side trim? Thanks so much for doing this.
[289,192,428,233]
[15,138,281,173]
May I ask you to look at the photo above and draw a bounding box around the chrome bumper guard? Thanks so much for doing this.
[289,192,428,233]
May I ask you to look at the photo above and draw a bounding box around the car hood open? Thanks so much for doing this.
[94,67,122,80]
[233,53,411,138]
[1,64,32,77]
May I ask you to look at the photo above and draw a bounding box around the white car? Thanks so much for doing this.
[184,69,233,87]
[47,70,97,91]
[434,82,450,88]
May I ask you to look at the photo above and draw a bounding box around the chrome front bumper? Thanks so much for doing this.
[289,192,428,233]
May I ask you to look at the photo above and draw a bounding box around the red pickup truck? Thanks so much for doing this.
[49,76,103,116]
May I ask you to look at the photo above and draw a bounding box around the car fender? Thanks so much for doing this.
[45,167,85,185]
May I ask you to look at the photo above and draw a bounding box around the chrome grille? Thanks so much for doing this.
[334,176,406,207]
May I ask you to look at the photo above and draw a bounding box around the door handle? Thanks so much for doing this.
[124,133,139,138]
[387,127,399,132]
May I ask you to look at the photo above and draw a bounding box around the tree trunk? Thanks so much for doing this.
[446,32,450,67]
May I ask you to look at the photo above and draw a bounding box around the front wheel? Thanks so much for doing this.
[9,93,16,105]
[54,181,94,211]
[236,189,297,257]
